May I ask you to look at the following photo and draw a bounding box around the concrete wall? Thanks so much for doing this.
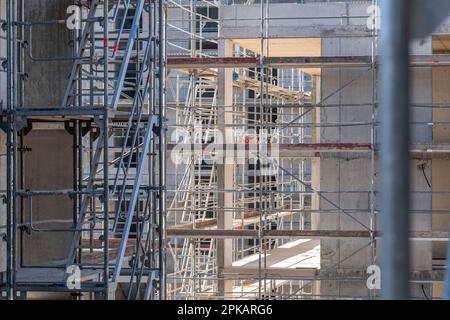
[314,36,434,298]
[24,0,72,107]
[432,67,450,262]
[221,2,371,39]
[20,0,74,266]
[21,129,74,265]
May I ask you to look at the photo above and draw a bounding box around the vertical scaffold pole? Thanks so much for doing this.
[379,0,411,300]
[158,0,167,300]
[369,0,378,300]
[5,0,13,301]
[6,0,17,301]
[258,0,265,300]
[103,0,110,300]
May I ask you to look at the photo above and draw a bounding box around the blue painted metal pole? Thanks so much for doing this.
[379,0,411,300]
[112,117,157,283]
[103,0,110,300]
[110,0,145,110]
[5,0,13,301]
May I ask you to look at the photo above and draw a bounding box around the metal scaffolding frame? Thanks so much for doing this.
[164,0,379,300]
[163,0,450,300]
[0,0,450,300]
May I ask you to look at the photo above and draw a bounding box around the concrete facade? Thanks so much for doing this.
[316,36,434,298]
[221,2,371,39]
[216,39,234,296]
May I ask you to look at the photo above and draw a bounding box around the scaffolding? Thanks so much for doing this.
[0,0,450,300]
[164,0,379,299]
[1,0,167,300]
[163,0,450,300]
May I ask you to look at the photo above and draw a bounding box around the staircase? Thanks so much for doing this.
[62,0,164,299]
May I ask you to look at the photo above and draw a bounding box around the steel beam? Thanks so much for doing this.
[167,229,449,241]
[168,55,450,69]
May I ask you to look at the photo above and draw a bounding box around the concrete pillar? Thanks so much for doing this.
[216,39,233,297]
[317,36,376,297]
[311,74,322,298]
[318,36,375,298]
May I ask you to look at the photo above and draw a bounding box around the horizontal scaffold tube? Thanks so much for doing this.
[167,229,448,241]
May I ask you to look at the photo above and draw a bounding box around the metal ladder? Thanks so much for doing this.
[169,74,218,296]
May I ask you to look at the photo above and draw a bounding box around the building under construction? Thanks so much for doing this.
[0,0,450,300]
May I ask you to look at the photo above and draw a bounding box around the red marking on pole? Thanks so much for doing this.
[104,39,109,48]
[114,43,119,54]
